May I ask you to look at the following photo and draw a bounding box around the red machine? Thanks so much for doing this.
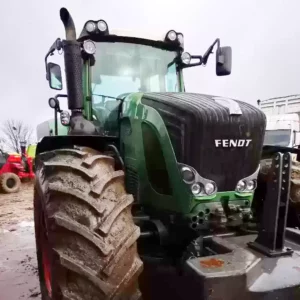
[0,149,35,193]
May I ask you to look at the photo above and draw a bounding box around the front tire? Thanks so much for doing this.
[34,147,143,300]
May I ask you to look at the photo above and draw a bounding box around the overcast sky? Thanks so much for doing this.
[1,0,300,129]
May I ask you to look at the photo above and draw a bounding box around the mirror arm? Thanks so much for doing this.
[180,38,221,70]
[45,50,53,80]
[55,94,68,113]
[55,94,68,99]
[45,38,62,80]
[52,94,68,135]
[202,38,220,65]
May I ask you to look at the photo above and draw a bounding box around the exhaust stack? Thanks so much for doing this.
[60,8,76,41]
[60,7,83,111]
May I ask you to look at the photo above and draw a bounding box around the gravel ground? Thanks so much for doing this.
[0,183,41,300]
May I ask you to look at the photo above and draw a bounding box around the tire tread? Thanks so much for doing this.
[34,147,143,300]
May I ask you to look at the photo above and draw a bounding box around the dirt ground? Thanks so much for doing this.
[0,183,34,229]
[0,182,41,300]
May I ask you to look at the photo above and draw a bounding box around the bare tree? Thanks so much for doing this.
[0,137,5,152]
[1,119,34,154]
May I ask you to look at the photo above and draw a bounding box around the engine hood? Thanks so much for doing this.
[141,92,267,191]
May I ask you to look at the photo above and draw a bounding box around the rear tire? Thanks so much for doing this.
[34,146,143,300]
[0,172,21,193]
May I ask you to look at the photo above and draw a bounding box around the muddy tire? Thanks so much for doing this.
[34,147,143,300]
[0,172,21,193]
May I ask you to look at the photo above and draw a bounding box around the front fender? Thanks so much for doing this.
[36,135,119,156]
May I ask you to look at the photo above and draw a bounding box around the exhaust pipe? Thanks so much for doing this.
[60,8,76,41]
[59,7,83,111]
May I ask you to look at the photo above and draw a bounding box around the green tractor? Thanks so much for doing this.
[34,7,300,300]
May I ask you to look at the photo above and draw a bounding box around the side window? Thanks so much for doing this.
[142,122,172,195]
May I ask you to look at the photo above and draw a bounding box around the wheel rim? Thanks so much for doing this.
[7,178,15,188]
[42,247,52,297]
[40,209,52,297]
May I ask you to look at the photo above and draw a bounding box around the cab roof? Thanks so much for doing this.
[78,22,183,51]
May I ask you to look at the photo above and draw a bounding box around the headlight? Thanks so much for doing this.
[60,111,70,126]
[204,182,216,195]
[167,30,177,41]
[97,20,108,32]
[236,180,246,192]
[236,179,257,193]
[181,166,195,183]
[83,40,96,55]
[85,21,96,33]
[247,180,257,191]
[177,33,184,46]
[181,52,191,65]
[236,166,260,193]
[191,183,202,195]
[179,163,217,197]
[48,98,58,109]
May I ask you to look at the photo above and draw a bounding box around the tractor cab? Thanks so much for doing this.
[45,18,231,137]
[89,36,181,135]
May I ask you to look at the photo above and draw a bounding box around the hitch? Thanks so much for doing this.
[248,152,293,257]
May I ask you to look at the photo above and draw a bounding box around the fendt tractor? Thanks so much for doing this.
[34,7,300,300]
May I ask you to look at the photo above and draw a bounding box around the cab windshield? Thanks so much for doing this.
[263,129,291,146]
[91,42,179,104]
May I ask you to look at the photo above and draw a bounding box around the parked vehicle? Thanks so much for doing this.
[0,146,35,193]
[258,95,300,151]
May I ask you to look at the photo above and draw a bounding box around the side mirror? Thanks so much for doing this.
[47,62,63,90]
[216,46,232,76]
[294,131,300,146]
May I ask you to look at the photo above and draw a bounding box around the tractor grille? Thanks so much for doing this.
[142,93,266,192]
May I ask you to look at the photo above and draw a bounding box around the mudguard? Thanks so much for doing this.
[35,135,118,156]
